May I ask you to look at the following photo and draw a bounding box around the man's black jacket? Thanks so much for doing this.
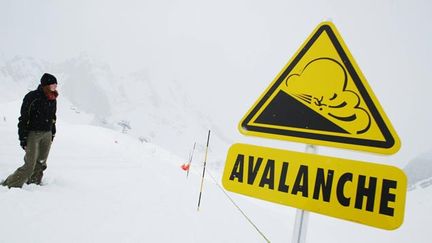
[18,85,57,142]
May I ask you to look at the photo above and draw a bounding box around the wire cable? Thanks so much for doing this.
[206,170,271,243]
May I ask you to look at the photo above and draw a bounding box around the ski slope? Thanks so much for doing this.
[0,101,292,243]
[1,100,431,243]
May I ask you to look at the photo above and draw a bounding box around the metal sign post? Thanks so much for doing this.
[292,144,317,243]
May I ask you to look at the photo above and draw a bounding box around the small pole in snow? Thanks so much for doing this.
[186,142,196,178]
[197,130,211,211]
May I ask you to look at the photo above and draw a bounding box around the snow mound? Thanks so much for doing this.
[404,150,432,191]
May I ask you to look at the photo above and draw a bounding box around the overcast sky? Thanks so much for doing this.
[2,0,430,72]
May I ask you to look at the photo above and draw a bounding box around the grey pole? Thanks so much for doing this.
[291,144,317,243]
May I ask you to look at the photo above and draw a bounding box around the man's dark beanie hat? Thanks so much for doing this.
[41,73,57,86]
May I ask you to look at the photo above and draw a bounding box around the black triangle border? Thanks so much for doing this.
[241,24,395,149]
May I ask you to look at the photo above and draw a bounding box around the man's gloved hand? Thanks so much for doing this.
[20,140,27,150]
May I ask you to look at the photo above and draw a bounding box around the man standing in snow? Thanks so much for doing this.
[2,73,58,188]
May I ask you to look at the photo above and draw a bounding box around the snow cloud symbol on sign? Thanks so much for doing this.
[281,58,371,135]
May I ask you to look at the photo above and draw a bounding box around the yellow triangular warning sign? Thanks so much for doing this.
[239,21,400,154]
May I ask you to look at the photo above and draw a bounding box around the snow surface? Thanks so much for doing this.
[1,0,432,242]
[1,102,431,243]
[404,151,432,190]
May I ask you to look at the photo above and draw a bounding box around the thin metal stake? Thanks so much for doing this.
[197,130,211,211]
[186,142,196,178]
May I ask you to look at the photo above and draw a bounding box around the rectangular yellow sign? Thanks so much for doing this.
[222,143,407,230]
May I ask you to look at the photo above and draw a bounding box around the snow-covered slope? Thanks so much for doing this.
[0,101,290,243]
[1,101,432,243]
[0,56,48,103]
[404,151,432,191]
